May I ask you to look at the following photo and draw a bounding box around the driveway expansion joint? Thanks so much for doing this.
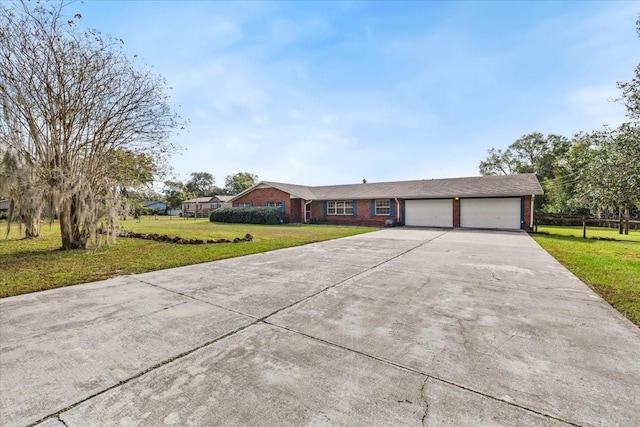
[265,322,581,427]
[130,276,257,320]
[10,229,627,426]
[26,318,260,427]
[26,238,441,427]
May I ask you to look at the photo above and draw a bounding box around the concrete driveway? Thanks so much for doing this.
[1,228,638,426]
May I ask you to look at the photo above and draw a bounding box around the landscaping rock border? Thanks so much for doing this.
[111,230,253,245]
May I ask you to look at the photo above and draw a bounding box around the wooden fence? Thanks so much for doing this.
[535,213,640,238]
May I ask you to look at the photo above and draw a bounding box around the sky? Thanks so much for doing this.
[75,1,639,187]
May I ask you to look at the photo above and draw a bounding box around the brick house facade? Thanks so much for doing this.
[229,175,543,231]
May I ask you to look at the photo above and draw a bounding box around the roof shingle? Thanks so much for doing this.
[236,174,543,201]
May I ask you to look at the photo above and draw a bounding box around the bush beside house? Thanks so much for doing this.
[210,207,282,225]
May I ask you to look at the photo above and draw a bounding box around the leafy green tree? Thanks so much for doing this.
[225,172,258,195]
[478,148,519,175]
[479,132,570,212]
[543,134,593,214]
[186,172,217,197]
[616,16,640,123]
[479,132,569,177]
[574,125,640,215]
[163,180,193,212]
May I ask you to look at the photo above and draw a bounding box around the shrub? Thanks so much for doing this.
[210,207,282,225]
[309,216,328,224]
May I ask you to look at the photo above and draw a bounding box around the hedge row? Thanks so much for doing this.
[209,207,282,224]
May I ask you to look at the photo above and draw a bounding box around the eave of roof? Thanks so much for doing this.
[228,174,543,202]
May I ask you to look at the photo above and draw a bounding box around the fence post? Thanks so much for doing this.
[582,217,586,239]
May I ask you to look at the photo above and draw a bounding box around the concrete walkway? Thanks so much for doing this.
[1,228,638,426]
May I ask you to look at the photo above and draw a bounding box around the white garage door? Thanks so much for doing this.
[405,199,453,227]
[460,198,522,229]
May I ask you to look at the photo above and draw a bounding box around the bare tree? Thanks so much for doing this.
[1,92,46,238]
[0,1,182,249]
[0,148,45,238]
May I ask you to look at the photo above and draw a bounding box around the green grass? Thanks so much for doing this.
[532,233,640,327]
[535,225,640,242]
[0,217,376,298]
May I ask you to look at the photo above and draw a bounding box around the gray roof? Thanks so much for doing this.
[231,174,543,202]
[260,182,318,200]
[183,195,232,203]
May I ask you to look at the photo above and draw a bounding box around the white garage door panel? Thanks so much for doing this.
[460,198,521,229]
[405,200,453,227]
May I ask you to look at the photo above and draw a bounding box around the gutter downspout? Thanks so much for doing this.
[395,198,400,225]
[530,195,535,230]
[304,200,313,223]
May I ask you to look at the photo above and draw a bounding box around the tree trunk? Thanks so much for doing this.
[23,214,40,238]
[59,198,88,250]
[619,207,623,234]
[624,208,630,235]
[21,204,43,239]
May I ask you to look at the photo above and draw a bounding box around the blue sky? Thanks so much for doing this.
[77,1,638,186]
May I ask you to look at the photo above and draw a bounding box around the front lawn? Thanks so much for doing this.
[0,217,376,298]
[532,233,640,327]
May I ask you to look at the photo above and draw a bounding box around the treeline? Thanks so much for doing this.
[479,18,639,218]
[162,171,258,212]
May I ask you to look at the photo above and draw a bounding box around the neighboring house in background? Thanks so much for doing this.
[0,200,9,219]
[181,195,232,218]
[0,200,57,219]
[143,201,167,212]
[228,174,544,230]
[142,201,182,216]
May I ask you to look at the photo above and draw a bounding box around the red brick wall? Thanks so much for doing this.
[523,195,533,231]
[309,199,401,227]
[235,189,534,229]
[453,198,460,228]
[290,198,303,223]
[233,187,292,222]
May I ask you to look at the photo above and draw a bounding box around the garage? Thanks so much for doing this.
[460,198,522,229]
[405,199,453,227]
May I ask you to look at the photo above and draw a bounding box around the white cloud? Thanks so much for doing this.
[565,86,627,128]
[80,1,639,186]
[204,21,244,49]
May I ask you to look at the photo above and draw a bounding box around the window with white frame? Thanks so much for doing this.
[236,203,252,208]
[375,199,390,215]
[265,202,283,208]
[327,200,353,215]
[210,202,222,209]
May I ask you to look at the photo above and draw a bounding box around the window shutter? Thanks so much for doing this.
[323,201,327,217]
[281,201,285,214]
[370,200,375,217]
[390,199,395,217]
[249,202,253,207]
[353,200,357,217]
